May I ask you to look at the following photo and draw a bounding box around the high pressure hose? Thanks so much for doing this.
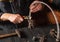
[29,1,60,42]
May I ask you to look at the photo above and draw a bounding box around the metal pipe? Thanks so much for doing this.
[29,1,60,42]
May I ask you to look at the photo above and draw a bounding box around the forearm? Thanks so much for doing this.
[0,13,12,21]
[0,12,11,20]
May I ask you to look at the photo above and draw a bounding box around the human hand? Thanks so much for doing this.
[1,13,23,24]
[30,1,42,13]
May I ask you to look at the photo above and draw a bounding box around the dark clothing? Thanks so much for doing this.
[43,0,60,10]
[0,0,60,29]
[0,0,33,15]
[0,0,33,42]
[0,0,60,42]
[0,0,33,29]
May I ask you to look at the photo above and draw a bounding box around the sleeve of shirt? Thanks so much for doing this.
[0,1,12,16]
[0,2,5,17]
[0,12,3,17]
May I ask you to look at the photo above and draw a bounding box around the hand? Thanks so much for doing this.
[1,13,23,24]
[30,1,42,13]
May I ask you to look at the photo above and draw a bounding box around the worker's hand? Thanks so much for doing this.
[30,1,42,13]
[1,13,23,24]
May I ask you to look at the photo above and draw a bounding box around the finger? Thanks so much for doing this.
[16,16,23,23]
[18,15,23,22]
[11,18,17,24]
[8,15,18,24]
[31,6,38,13]
[16,14,23,21]
[31,4,42,12]
[30,7,37,12]
[30,3,39,11]
[12,14,23,24]
[34,4,41,12]
[12,17,20,24]
[30,5,35,10]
